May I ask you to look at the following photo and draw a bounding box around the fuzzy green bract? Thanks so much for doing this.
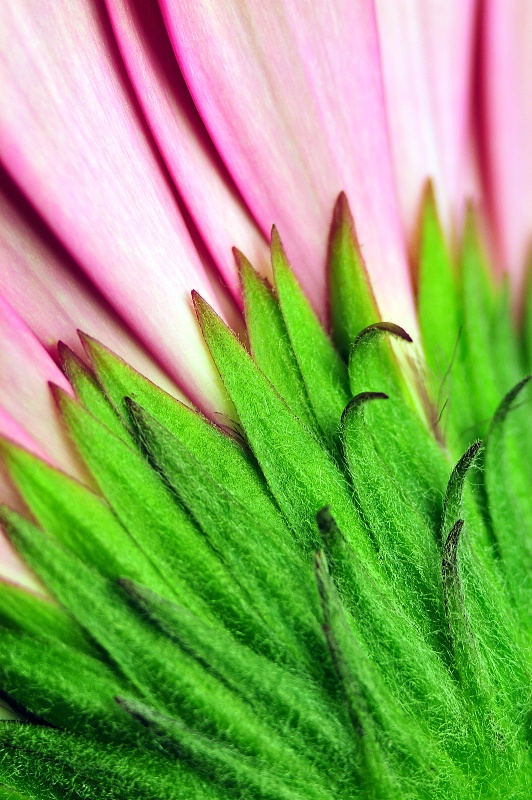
[0,195,530,799]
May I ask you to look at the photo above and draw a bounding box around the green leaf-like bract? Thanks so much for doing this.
[0,195,530,799]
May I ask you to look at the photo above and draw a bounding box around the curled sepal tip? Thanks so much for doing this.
[348,322,412,399]
[340,391,389,429]
[441,440,483,547]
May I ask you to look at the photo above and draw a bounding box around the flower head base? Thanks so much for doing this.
[0,196,530,798]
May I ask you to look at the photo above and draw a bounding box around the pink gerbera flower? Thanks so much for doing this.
[0,2,530,797]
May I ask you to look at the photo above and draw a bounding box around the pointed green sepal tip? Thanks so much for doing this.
[49,381,87,438]
[237,246,319,434]
[417,181,459,386]
[76,329,112,365]
[269,225,292,283]
[236,246,272,314]
[233,245,253,279]
[269,224,351,445]
[192,290,231,353]
[57,340,86,381]
[57,339,135,445]
[48,380,71,408]
[76,329,107,368]
[327,192,380,360]
[269,223,283,259]
[488,373,531,430]
[235,246,266,307]
[191,288,213,322]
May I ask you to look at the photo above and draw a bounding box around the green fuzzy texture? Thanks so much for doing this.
[239,249,319,436]
[270,227,350,446]
[328,192,380,360]
[0,581,90,654]
[0,194,530,798]
[418,185,461,388]
[79,333,289,542]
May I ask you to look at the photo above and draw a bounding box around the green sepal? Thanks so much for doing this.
[58,342,135,447]
[193,292,370,559]
[348,321,412,399]
[0,722,221,800]
[0,723,99,800]
[461,217,524,416]
[440,519,529,760]
[439,440,495,571]
[79,334,287,541]
[55,388,290,647]
[456,210,500,442]
[342,378,450,529]
[440,521,491,720]
[0,508,314,768]
[316,507,372,618]
[441,441,483,545]
[118,698,336,800]
[271,227,350,445]
[314,550,463,796]
[314,550,398,796]
[416,188,474,445]
[0,438,168,596]
[524,262,532,371]
[417,184,460,384]
[441,439,531,753]
[441,521,471,661]
[345,322,451,526]
[119,578,351,770]
[0,785,32,800]
[53,386,246,621]
[341,393,445,638]
[0,508,168,706]
[485,376,532,626]
[238,249,319,435]
[491,279,525,395]
[0,580,90,654]
[491,280,532,450]
[0,630,133,745]
[127,400,321,666]
[315,509,462,721]
[327,192,380,360]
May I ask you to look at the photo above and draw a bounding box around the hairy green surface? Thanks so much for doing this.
[0,195,530,799]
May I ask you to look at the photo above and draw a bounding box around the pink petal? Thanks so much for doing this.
[0,169,185,401]
[0,1,230,415]
[0,408,48,462]
[161,0,417,331]
[105,0,269,297]
[480,0,532,285]
[375,0,477,248]
[0,297,86,478]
